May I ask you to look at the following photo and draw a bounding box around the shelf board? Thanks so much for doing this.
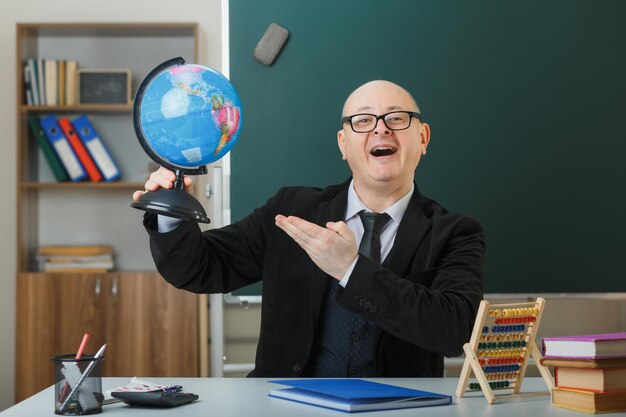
[21,103,133,113]
[20,181,144,190]
[17,22,198,38]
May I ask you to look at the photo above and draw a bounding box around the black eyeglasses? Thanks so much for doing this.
[341,111,422,133]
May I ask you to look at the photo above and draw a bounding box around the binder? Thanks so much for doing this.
[39,115,87,182]
[71,115,120,181]
[26,116,69,182]
[58,117,102,182]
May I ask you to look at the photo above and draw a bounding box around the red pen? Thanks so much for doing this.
[59,333,90,402]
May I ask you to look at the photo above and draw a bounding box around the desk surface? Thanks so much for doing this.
[0,377,591,416]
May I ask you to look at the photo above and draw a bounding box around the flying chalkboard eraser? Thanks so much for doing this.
[253,23,289,66]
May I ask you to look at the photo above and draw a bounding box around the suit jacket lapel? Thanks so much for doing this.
[382,186,432,276]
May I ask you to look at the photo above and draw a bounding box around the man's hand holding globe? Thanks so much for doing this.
[132,166,193,202]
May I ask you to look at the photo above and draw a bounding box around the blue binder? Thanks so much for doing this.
[39,115,87,182]
[71,115,121,181]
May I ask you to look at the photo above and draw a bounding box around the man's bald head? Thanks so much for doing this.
[342,80,420,116]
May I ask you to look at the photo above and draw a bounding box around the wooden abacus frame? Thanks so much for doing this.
[456,297,554,404]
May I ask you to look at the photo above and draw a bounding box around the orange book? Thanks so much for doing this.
[556,366,626,393]
[58,117,102,181]
[38,245,112,257]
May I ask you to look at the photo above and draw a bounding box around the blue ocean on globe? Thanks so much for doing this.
[139,64,242,167]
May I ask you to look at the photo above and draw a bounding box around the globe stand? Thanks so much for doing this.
[131,168,210,223]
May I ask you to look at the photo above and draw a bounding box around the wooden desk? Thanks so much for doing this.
[1,377,575,416]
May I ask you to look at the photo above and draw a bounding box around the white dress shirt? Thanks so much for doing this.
[339,181,414,287]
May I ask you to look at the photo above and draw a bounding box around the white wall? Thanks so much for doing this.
[0,0,222,409]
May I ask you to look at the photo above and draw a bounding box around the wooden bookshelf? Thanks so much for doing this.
[14,22,207,402]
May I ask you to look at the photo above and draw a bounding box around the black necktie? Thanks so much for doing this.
[357,211,391,265]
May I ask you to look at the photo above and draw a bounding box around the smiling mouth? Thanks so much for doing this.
[370,146,397,157]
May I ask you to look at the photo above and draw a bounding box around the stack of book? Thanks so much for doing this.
[542,332,626,413]
[37,245,114,273]
[23,58,78,106]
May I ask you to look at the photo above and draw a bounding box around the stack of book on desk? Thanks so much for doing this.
[37,245,114,273]
[542,332,626,413]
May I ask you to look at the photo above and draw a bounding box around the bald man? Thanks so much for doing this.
[136,80,485,377]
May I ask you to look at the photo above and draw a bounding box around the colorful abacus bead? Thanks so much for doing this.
[488,380,511,389]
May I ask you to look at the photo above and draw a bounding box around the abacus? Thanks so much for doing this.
[455,297,554,403]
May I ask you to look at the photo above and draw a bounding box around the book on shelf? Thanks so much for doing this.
[37,59,46,106]
[72,115,121,181]
[552,387,626,414]
[44,253,113,263]
[39,115,87,182]
[58,117,103,182]
[38,245,112,257]
[44,59,58,106]
[43,262,113,273]
[268,379,452,413]
[58,60,66,106]
[23,63,33,105]
[543,332,626,359]
[26,59,40,106]
[26,115,69,182]
[65,60,78,106]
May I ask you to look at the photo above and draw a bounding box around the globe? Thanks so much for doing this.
[137,63,243,168]
[131,57,243,223]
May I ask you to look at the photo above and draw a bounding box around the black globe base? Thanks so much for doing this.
[131,188,210,223]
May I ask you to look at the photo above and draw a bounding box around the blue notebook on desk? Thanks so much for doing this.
[269,379,452,413]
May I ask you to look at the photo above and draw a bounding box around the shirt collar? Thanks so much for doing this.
[345,180,414,224]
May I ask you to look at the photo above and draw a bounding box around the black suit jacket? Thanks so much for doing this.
[144,179,485,377]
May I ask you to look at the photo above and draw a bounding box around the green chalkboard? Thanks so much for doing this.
[230,0,626,294]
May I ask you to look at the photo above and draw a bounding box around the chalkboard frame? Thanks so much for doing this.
[77,69,131,105]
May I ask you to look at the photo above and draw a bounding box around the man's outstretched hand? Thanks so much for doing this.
[275,214,358,280]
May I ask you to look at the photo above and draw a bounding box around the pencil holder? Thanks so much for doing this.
[53,354,104,415]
